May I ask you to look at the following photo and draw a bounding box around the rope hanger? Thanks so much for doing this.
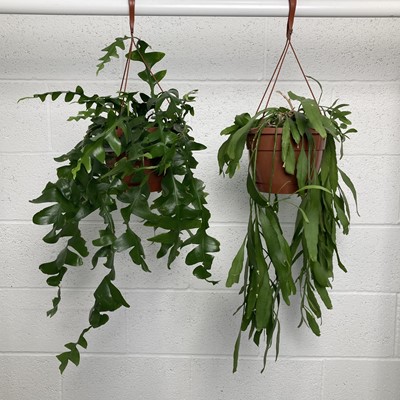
[256,0,318,114]
[119,0,164,96]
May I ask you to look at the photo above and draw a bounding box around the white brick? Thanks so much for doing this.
[62,357,190,400]
[0,83,50,152]
[396,295,400,357]
[278,293,396,357]
[0,154,58,221]
[0,223,55,288]
[191,358,322,400]
[136,16,265,81]
[332,82,400,156]
[340,156,400,224]
[323,360,400,400]
[126,291,259,356]
[333,226,400,293]
[0,356,61,400]
[0,289,127,353]
[265,18,400,81]
[0,15,124,80]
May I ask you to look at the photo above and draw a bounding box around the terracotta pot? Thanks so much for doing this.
[246,127,326,194]
[106,127,163,192]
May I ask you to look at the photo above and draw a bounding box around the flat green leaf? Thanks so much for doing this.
[33,204,61,225]
[339,168,359,216]
[94,276,130,312]
[232,330,241,373]
[315,283,332,309]
[226,239,246,287]
[301,99,327,138]
[306,311,321,336]
[192,266,212,280]
[284,143,295,175]
[246,174,268,206]
[303,191,320,262]
[281,118,291,162]
[296,146,308,189]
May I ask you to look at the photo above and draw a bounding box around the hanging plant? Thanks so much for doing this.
[218,0,358,372]
[24,7,219,373]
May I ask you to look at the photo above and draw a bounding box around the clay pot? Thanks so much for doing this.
[246,127,325,194]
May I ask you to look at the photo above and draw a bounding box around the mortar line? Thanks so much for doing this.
[1,219,399,228]
[0,78,399,84]
[0,287,398,296]
[1,352,400,362]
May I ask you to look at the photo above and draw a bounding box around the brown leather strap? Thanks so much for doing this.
[256,0,318,114]
[129,0,135,35]
[286,0,297,39]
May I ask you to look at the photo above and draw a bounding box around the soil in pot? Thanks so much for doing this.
[247,127,326,194]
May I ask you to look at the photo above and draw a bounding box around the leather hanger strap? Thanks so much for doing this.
[129,0,135,35]
[286,0,297,39]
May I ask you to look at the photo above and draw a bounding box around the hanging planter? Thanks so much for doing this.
[24,0,220,373]
[218,0,358,372]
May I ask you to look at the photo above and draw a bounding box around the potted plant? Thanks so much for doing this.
[218,87,358,372]
[25,37,220,372]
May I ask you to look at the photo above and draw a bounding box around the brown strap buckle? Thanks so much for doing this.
[286,0,297,39]
[129,0,135,35]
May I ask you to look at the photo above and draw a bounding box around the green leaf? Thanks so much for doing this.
[315,283,332,309]
[339,168,359,216]
[296,146,308,189]
[192,266,212,280]
[296,185,332,195]
[307,285,322,319]
[105,129,122,157]
[32,204,61,225]
[284,143,295,175]
[232,330,241,373]
[303,191,320,262]
[300,99,327,138]
[226,239,246,287]
[255,270,273,330]
[306,311,321,336]
[94,276,130,312]
[246,174,268,206]
[281,118,291,162]
[114,229,137,252]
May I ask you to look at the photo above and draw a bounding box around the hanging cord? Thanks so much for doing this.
[119,0,164,95]
[256,0,317,115]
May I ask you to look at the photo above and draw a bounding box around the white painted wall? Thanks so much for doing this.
[0,14,399,400]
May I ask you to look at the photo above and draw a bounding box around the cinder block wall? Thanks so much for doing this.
[0,14,399,400]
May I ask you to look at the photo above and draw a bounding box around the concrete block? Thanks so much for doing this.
[136,16,265,81]
[339,155,400,224]
[0,154,58,221]
[0,289,127,353]
[62,356,190,400]
[278,293,396,357]
[333,226,400,293]
[126,291,259,356]
[0,82,50,152]
[323,359,400,400]
[0,355,61,400]
[264,18,400,81]
[332,82,400,156]
[191,358,322,400]
[0,15,125,80]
